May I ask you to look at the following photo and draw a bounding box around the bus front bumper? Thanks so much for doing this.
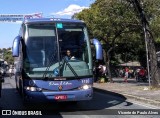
[24,89,93,102]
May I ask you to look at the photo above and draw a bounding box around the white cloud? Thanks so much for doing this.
[52,4,89,16]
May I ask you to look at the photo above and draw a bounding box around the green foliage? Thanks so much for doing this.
[75,0,160,66]
[0,48,14,64]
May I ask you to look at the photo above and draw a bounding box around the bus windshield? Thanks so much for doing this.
[24,23,92,78]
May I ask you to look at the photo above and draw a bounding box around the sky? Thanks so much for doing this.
[0,0,95,48]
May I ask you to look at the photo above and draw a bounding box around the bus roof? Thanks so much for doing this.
[23,18,84,24]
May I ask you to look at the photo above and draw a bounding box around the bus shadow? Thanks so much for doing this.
[0,88,129,115]
[22,90,129,115]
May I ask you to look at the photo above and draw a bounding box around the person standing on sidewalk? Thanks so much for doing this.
[9,66,14,79]
[124,67,129,82]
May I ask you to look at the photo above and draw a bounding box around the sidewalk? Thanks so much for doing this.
[93,78,160,107]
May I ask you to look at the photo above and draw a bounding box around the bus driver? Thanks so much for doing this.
[64,50,75,60]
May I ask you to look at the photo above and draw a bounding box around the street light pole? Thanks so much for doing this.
[143,26,151,87]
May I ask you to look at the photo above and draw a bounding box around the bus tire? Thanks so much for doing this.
[21,81,30,106]
[15,75,18,91]
[19,80,23,96]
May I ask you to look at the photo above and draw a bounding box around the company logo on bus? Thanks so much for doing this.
[58,85,63,91]
[49,81,72,86]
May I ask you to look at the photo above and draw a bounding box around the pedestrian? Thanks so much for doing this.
[9,66,14,79]
[98,64,107,83]
[124,67,129,82]
[135,67,140,81]
[138,67,147,82]
[119,68,124,77]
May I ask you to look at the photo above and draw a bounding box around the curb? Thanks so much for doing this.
[93,87,160,108]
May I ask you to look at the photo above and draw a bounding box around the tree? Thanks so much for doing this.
[76,0,142,82]
[76,0,160,87]
[0,47,14,65]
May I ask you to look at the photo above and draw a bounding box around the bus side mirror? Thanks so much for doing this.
[12,36,21,57]
[92,38,103,60]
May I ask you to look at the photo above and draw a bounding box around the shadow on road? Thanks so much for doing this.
[0,87,130,115]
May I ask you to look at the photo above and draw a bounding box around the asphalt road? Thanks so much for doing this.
[0,76,159,118]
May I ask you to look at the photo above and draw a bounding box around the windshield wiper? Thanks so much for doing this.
[58,57,79,79]
[43,54,79,80]
[42,52,57,80]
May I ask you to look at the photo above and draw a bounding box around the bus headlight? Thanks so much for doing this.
[79,85,92,90]
[25,87,42,92]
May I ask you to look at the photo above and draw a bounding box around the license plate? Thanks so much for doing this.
[54,95,67,100]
